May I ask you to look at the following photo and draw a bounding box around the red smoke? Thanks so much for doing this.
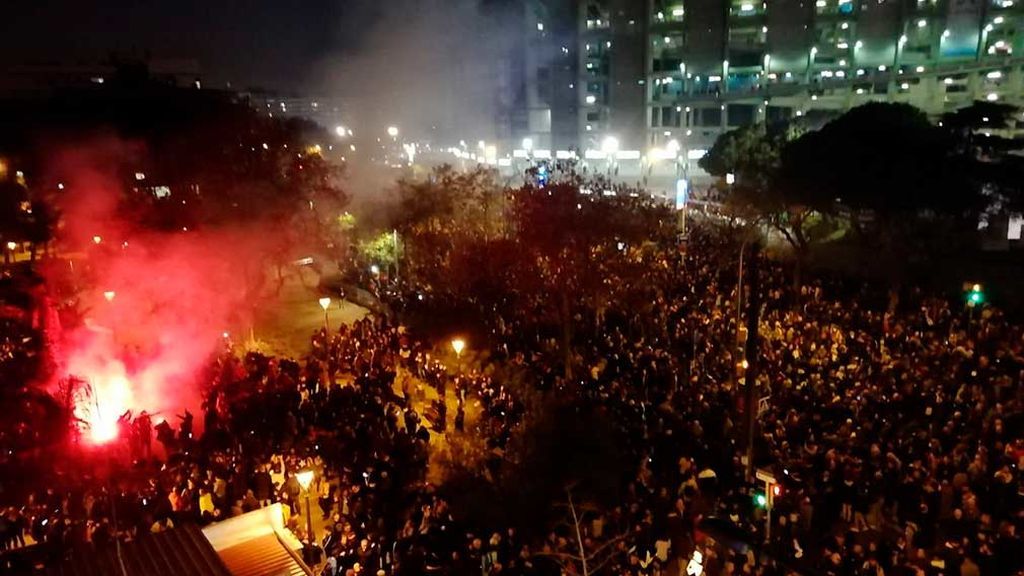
[47,139,273,443]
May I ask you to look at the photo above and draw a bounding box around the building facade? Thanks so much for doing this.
[241,91,347,130]
[513,0,582,152]
[552,0,1024,187]
[578,0,649,151]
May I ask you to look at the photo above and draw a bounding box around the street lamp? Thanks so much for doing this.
[295,468,316,555]
[451,338,466,357]
[387,126,399,138]
[601,136,620,176]
[601,136,620,156]
[319,297,331,332]
[451,338,466,372]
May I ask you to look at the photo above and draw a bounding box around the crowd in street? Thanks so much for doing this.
[0,222,1021,576]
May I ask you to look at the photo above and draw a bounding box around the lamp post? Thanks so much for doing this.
[601,136,619,176]
[319,297,332,332]
[295,468,316,556]
[451,338,466,372]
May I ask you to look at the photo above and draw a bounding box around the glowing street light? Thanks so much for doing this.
[103,291,116,302]
[335,125,349,137]
[522,137,534,152]
[601,136,620,159]
[318,297,331,332]
[451,338,466,357]
[5,241,15,251]
[296,468,314,490]
[387,126,399,138]
[451,337,466,372]
[295,468,316,553]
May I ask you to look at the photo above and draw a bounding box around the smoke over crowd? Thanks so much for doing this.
[45,140,273,443]
[313,0,521,146]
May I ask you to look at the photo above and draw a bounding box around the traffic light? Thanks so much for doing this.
[754,492,767,508]
[768,483,782,508]
[967,283,985,307]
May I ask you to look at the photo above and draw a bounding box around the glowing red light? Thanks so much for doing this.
[72,366,134,445]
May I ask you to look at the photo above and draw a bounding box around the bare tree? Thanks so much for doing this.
[535,488,629,576]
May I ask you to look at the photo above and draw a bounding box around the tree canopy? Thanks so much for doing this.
[778,103,973,220]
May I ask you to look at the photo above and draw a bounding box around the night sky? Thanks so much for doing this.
[0,0,379,91]
[3,0,519,144]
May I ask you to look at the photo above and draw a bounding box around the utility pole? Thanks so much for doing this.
[744,242,761,481]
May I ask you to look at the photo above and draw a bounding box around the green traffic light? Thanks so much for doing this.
[754,493,767,508]
[966,283,985,306]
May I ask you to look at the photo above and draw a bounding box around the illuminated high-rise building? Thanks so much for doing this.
[557,0,1024,187]
[645,0,1024,175]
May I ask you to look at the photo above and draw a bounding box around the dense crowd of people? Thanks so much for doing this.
[0,221,1021,576]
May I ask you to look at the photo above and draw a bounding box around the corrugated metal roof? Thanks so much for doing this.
[216,533,309,576]
[47,524,233,576]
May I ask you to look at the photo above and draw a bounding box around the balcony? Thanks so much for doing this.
[730,0,765,17]
[652,2,686,26]
[814,0,857,18]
